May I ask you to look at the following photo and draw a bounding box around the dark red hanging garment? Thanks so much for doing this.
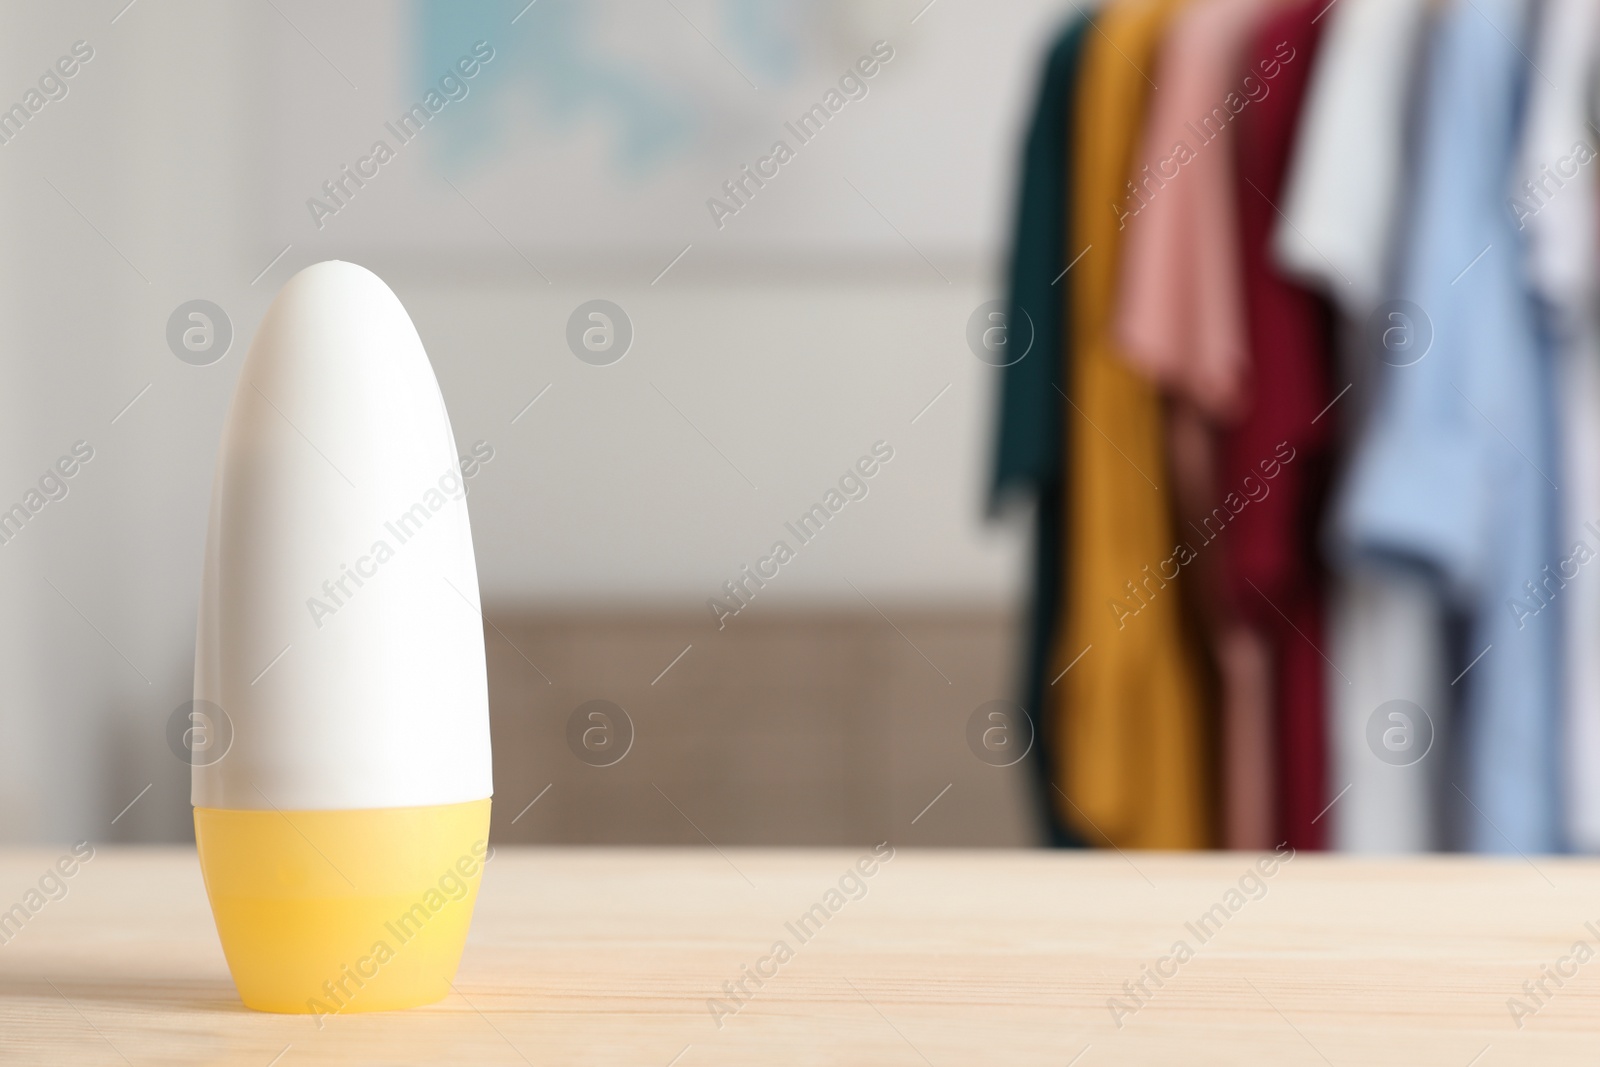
[1228,0,1336,849]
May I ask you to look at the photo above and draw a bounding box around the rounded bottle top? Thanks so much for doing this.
[192,260,493,811]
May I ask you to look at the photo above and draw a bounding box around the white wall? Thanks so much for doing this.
[0,0,1067,842]
[405,267,1025,609]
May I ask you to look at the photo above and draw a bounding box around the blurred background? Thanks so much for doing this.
[0,0,1062,847]
[4,0,1580,857]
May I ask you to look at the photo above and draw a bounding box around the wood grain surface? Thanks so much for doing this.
[0,846,1595,1064]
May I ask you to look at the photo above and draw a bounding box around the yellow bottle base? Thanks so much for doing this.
[194,799,491,1015]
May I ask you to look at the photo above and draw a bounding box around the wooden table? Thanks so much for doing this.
[1,846,1597,1064]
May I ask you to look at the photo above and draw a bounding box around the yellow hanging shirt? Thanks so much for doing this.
[1051,0,1213,849]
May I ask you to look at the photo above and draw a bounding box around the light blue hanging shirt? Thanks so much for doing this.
[1335,0,1562,853]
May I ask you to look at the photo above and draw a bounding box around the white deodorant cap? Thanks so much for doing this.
[193,260,493,811]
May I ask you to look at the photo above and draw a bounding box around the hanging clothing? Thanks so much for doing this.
[1271,0,1444,852]
[1160,395,1275,848]
[1116,0,1271,420]
[1514,0,1600,852]
[1335,0,1562,853]
[1228,0,1333,850]
[1051,0,1212,850]
[1273,0,1433,312]
[992,14,1094,848]
[1113,0,1277,849]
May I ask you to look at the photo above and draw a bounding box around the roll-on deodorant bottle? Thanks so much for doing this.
[192,261,493,1014]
